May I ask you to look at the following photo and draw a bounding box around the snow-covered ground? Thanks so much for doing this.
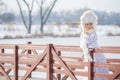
[0,24,120,38]
[0,36,120,46]
[97,25,120,36]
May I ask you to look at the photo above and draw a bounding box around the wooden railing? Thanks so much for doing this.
[0,43,120,80]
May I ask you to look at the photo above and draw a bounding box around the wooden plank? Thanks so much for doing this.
[0,53,14,57]
[54,45,120,53]
[19,54,39,58]
[94,73,111,79]
[101,46,120,49]
[19,49,27,55]
[111,67,120,79]
[31,49,38,55]
[0,65,11,80]
[18,44,47,50]
[21,48,47,80]
[0,44,15,49]
[94,62,120,69]
[107,58,120,63]
[54,45,82,52]
[52,45,77,80]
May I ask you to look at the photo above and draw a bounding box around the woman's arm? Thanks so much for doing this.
[80,35,93,62]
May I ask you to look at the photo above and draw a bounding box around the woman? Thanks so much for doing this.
[80,10,108,80]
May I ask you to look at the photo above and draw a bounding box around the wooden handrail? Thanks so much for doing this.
[0,43,120,80]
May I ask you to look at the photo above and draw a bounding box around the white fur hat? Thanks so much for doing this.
[80,10,98,27]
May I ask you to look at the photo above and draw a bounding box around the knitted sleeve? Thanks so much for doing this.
[80,34,93,62]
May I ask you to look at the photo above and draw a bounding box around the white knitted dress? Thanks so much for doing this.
[80,30,108,80]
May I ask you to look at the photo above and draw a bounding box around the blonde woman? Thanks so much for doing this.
[80,10,108,80]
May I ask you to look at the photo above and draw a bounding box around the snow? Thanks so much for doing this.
[97,25,120,36]
[0,36,120,46]
[0,24,120,38]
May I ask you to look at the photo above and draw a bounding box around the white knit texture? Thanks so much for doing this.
[80,10,98,29]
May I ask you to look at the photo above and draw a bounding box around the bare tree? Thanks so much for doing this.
[36,0,57,33]
[16,0,35,33]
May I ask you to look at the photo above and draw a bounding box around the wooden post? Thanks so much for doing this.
[0,49,4,76]
[88,62,93,80]
[47,44,53,80]
[1,49,4,53]
[88,50,94,80]
[27,42,32,54]
[27,42,32,78]
[14,45,18,80]
[57,51,61,80]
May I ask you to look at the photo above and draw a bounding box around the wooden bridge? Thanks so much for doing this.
[0,42,120,80]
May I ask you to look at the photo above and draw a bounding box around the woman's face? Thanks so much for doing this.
[85,22,93,30]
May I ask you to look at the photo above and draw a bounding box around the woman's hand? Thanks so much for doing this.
[88,55,93,62]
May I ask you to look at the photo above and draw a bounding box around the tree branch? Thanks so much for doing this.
[35,0,57,33]
[43,0,57,24]
[35,0,40,7]
[35,0,46,9]
[23,0,29,8]
[42,2,52,18]
[16,0,27,30]
[23,0,34,31]
[30,0,35,11]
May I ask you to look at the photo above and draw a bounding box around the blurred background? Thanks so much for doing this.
[0,0,120,45]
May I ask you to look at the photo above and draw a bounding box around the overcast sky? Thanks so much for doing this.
[54,0,120,13]
[3,0,120,13]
